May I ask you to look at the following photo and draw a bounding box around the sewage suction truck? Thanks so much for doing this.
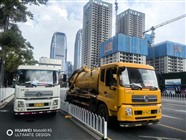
[66,62,162,127]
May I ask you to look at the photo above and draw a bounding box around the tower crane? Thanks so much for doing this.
[143,14,186,47]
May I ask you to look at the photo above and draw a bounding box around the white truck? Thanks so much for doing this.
[14,58,61,115]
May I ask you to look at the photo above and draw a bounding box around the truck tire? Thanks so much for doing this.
[98,104,109,122]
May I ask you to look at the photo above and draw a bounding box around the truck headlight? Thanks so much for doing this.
[53,100,58,106]
[125,108,132,116]
[158,106,162,114]
[18,101,24,107]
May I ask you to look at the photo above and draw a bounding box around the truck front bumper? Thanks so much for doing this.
[119,119,160,127]
[14,98,60,115]
[14,110,58,115]
[117,104,162,126]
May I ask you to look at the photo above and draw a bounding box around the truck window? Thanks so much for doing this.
[128,68,143,84]
[101,69,105,82]
[17,69,58,86]
[120,69,130,86]
[106,68,117,86]
[120,68,158,89]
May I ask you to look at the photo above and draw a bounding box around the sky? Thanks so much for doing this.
[17,0,186,65]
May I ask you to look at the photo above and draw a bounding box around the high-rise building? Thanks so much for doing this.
[50,32,67,73]
[66,61,73,77]
[82,0,112,68]
[116,9,145,38]
[147,41,186,73]
[74,29,82,71]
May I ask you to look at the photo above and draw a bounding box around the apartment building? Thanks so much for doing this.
[116,9,145,38]
[82,0,112,68]
[147,41,186,73]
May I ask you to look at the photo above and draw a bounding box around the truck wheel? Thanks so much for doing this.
[98,104,109,122]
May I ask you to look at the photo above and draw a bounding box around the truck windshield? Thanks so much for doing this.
[119,68,158,89]
[17,69,58,86]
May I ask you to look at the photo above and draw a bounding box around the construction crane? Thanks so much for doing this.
[143,14,186,47]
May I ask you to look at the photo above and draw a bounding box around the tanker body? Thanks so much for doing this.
[74,68,99,92]
[66,62,162,127]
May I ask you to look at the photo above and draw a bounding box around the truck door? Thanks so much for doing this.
[100,67,118,112]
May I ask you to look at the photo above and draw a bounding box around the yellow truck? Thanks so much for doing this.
[66,62,162,127]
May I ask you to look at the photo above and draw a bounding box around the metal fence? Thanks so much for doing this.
[68,104,107,139]
[60,90,107,139]
[161,93,186,99]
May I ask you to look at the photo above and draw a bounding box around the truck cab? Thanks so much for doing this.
[98,63,161,126]
[14,65,60,115]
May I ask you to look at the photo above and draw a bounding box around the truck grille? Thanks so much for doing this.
[134,110,158,115]
[25,91,53,97]
[132,95,157,102]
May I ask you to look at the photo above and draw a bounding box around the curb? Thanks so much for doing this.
[0,94,14,108]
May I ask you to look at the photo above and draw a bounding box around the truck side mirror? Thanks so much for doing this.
[63,74,67,82]
[118,67,125,75]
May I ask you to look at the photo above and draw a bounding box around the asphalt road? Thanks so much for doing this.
[0,100,95,140]
[60,88,186,140]
[107,97,186,140]
[0,89,186,140]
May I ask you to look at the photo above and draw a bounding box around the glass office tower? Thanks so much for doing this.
[74,29,82,71]
[50,32,67,73]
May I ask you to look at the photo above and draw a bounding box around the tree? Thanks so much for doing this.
[0,0,48,31]
[0,0,48,86]
[0,24,36,70]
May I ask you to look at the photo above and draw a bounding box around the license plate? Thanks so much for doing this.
[34,103,44,107]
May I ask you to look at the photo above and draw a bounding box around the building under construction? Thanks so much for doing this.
[147,41,186,74]
[100,33,150,65]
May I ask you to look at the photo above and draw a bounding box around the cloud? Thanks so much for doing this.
[18,1,82,64]
[114,0,185,44]
[51,5,68,18]
[18,0,185,65]
[41,14,52,21]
